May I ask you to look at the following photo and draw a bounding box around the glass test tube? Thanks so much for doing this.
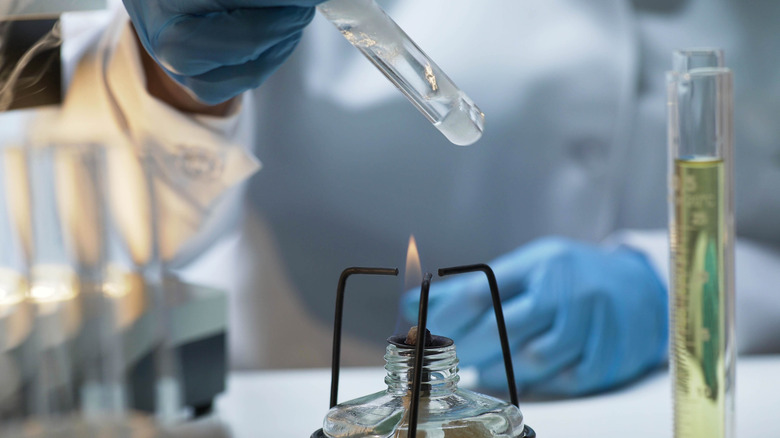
[318,0,485,146]
[667,49,735,438]
[139,154,184,425]
[0,148,31,433]
[25,144,134,435]
[56,144,129,422]
[26,145,79,428]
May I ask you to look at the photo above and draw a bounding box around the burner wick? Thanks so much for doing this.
[405,326,433,347]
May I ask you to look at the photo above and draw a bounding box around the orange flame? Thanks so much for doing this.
[404,235,422,291]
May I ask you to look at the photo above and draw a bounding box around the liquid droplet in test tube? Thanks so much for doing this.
[434,94,485,146]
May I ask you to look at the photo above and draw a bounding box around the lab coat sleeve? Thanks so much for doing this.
[606,229,780,355]
[52,4,260,270]
[104,13,261,277]
[108,25,260,267]
[105,17,260,268]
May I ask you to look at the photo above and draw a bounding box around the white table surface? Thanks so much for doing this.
[215,356,780,437]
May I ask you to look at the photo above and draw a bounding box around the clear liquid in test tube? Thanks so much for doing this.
[318,0,485,146]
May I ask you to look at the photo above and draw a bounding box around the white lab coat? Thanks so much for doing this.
[1,3,258,270]
[235,0,780,368]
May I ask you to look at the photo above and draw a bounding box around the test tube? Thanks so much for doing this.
[25,144,134,435]
[0,148,30,434]
[55,144,129,422]
[318,0,485,146]
[26,145,79,428]
[139,154,185,425]
[667,49,735,438]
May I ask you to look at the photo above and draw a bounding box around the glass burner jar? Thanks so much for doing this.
[313,334,535,438]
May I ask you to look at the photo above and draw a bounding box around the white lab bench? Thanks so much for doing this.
[215,356,780,437]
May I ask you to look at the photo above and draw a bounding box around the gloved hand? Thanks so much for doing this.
[402,237,668,396]
[123,0,326,104]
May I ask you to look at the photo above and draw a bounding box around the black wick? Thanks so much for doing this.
[407,272,432,438]
[407,264,518,436]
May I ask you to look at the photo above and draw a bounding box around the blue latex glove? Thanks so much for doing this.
[402,237,668,396]
[123,0,325,104]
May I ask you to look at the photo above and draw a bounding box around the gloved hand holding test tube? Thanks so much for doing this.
[318,0,486,146]
[124,0,484,146]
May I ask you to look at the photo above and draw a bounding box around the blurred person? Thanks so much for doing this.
[253,1,780,396]
[1,0,260,271]
[112,0,780,397]
[224,0,780,395]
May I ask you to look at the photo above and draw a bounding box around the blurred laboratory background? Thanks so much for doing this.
[1,0,780,436]
[233,0,780,371]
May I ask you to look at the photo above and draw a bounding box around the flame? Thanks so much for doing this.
[404,235,422,291]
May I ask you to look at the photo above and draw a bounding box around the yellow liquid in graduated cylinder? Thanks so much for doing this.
[671,159,727,438]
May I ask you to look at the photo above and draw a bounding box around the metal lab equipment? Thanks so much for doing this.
[312,266,535,438]
[667,49,735,438]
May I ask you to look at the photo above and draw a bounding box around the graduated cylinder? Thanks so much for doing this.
[667,49,735,438]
